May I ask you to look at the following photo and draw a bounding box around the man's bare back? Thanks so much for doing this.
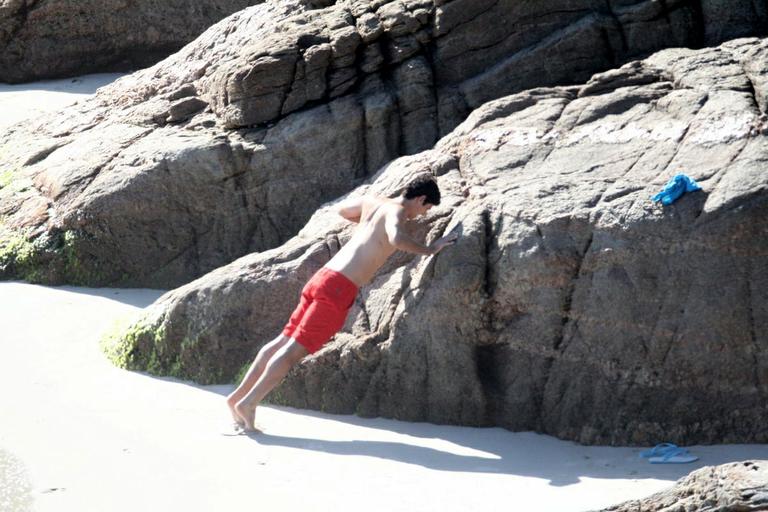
[325,197,398,286]
[325,195,456,287]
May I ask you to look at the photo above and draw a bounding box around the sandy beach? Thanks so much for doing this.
[2,75,767,511]
[2,281,768,512]
[0,73,123,132]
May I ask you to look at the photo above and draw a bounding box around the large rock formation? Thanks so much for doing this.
[599,460,768,512]
[0,0,266,83]
[102,36,768,445]
[2,0,767,288]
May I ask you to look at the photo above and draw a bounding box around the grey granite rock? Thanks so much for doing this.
[599,460,768,511]
[102,38,768,445]
[0,0,267,83]
[2,0,766,288]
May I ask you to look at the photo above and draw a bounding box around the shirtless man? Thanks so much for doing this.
[227,175,458,431]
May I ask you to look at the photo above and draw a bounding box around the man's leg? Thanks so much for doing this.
[235,338,308,431]
[226,334,291,426]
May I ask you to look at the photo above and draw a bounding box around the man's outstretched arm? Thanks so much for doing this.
[334,196,364,223]
[385,210,457,255]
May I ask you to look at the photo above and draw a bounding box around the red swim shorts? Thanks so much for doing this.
[282,267,359,353]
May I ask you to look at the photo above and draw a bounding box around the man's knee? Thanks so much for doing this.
[260,334,289,355]
[284,339,309,363]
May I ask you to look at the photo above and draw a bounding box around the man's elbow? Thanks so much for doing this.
[336,208,359,223]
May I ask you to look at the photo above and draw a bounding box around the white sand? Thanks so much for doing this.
[1,282,767,512]
[0,73,124,132]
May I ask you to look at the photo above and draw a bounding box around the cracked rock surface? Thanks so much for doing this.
[0,0,267,83]
[105,37,768,445]
[599,461,768,511]
[2,0,767,287]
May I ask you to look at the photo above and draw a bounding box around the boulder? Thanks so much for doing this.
[0,0,266,83]
[599,460,768,512]
[2,0,767,287]
[103,37,768,445]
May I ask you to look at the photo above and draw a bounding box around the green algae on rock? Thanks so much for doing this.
[101,309,229,384]
[0,228,114,286]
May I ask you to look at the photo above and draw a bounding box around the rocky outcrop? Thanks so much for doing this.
[103,37,768,445]
[599,460,768,512]
[0,0,266,83]
[2,0,767,287]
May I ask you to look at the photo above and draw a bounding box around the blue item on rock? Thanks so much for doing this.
[651,174,702,205]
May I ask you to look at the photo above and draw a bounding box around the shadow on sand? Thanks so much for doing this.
[0,281,165,308]
[40,283,166,308]
[26,282,764,489]
[212,400,768,487]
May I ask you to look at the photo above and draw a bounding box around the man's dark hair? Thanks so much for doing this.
[402,175,441,205]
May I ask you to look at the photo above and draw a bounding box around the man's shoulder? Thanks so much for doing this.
[377,199,406,218]
[364,195,399,210]
[364,194,389,203]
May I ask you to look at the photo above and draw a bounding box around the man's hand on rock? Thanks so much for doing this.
[430,233,459,254]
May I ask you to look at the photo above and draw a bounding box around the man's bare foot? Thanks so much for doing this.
[226,395,246,428]
[234,401,259,432]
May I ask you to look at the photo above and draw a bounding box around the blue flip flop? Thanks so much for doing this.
[651,174,702,205]
[639,443,679,459]
[648,446,698,464]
